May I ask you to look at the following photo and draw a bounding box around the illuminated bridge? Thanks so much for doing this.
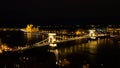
[9,32,106,52]
[0,28,107,53]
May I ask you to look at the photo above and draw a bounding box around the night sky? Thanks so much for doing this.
[0,0,120,27]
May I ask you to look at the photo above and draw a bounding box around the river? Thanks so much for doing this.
[0,31,120,68]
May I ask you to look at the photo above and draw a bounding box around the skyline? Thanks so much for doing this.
[0,23,118,28]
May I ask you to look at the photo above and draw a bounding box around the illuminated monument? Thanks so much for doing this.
[21,24,39,32]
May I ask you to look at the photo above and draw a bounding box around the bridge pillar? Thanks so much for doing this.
[48,33,57,47]
[89,30,96,39]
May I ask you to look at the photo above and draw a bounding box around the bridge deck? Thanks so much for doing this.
[3,34,106,52]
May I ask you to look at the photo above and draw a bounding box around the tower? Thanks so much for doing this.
[48,33,57,47]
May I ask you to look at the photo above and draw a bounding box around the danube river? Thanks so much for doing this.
[0,31,120,68]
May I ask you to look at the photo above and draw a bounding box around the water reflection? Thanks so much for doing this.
[24,32,46,45]
[57,39,101,56]
[26,33,32,40]
[49,38,118,68]
[49,48,70,67]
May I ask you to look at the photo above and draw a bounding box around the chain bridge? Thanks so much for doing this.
[10,32,106,52]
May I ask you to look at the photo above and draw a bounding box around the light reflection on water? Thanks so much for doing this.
[54,39,101,56]
[24,32,47,45]
[49,38,120,68]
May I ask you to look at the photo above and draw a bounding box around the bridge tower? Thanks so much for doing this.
[89,30,96,39]
[48,33,57,47]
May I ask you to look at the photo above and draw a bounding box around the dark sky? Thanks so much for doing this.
[0,0,120,26]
